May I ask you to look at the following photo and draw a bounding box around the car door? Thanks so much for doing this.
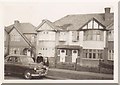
[5,56,16,74]
[13,56,24,74]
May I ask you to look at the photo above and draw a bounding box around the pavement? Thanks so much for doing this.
[4,68,113,80]
[47,68,113,80]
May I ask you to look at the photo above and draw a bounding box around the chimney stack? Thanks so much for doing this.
[104,7,111,26]
[105,7,111,14]
[14,20,20,24]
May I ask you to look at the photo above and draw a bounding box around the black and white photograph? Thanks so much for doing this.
[0,0,118,83]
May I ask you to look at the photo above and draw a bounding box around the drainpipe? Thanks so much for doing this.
[54,46,57,68]
[7,34,10,55]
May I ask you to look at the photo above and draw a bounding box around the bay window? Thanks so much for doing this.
[84,30,103,41]
[83,49,103,59]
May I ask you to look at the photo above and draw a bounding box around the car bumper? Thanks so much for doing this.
[31,73,46,77]
[31,68,48,77]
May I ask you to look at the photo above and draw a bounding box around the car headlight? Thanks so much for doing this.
[34,67,37,70]
[43,65,46,68]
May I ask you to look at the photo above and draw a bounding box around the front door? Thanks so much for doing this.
[27,50,31,56]
[72,50,78,63]
[60,49,66,62]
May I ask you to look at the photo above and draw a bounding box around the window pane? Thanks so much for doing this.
[100,53,103,59]
[89,49,92,52]
[96,53,98,59]
[85,53,88,58]
[88,35,92,40]
[93,49,96,52]
[97,35,100,41]
[93,53,96,58]
[93,35,96,40]
[89,53,92,58]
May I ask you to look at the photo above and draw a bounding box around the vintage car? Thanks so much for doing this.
[4,55,48,79]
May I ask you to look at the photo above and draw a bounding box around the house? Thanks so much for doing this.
[36,19,61,66]
[4,20,37,58]
[53,8,114,68]
[36,8,114,68]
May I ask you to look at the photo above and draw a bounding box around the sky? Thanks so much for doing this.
[0,0,117,27]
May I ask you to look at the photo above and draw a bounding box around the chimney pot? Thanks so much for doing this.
[105,7,111,13]
[14,20,19,24]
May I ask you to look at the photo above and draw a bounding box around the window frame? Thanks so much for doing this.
[83,49,103,60]
[59,32,66,41]
[84,30,104,41]
[108,50,114,61]
[72,31,79,42]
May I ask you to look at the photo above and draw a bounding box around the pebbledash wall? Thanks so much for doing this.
[4,8,114,71]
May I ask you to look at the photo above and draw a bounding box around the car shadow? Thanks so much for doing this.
[5,73,46,80]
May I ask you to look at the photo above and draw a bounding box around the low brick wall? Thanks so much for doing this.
[54,62,113,74]
[48,57,55,68]
[81,59,99,67]
[76,65,99,73]
[56,62,75,70]
[49,57,113,74]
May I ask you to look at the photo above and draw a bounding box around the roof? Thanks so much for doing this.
[54,13,114,31]
[13,26,35,48]
[5,22,37,34]
[5,22,36,49]
[36,19,61,31]
[106,22,114,30]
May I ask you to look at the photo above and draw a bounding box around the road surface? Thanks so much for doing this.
[5,74,55,80]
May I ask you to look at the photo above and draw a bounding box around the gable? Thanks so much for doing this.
[4,30,8,41]
[9,28,29,47]
[10,28,20,35]
[37,22,55,31]
[81,18,106,30]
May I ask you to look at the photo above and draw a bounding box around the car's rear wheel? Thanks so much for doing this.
[24,71,32,79]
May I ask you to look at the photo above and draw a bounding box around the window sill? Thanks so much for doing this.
[72,40,79,42]
[82,58,102,61]
[59,40,66,42]
[83,40,104,41]
[107,59,114,61]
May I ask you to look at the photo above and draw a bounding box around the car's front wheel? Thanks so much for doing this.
[24,71,32,79]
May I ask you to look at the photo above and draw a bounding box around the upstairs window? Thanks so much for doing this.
[43,31,49,34]
[82,18,105,41]
[31,35,35,43]
[108,30,114,41]
[59,32,66,41]
[10,35,20,41]
[72,31,79,42]
[84,30,104,41]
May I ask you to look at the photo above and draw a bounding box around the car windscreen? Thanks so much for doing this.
[20,57,34,64]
